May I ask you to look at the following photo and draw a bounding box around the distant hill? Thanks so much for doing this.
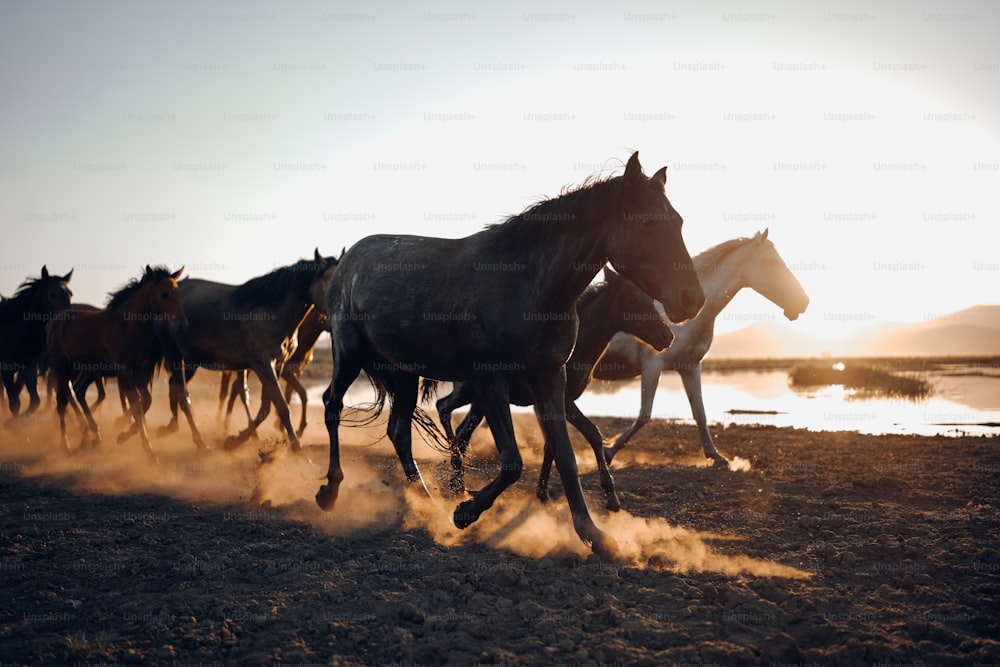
[710,305,1000,358]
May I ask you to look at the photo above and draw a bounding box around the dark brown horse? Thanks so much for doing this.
[218,307,329,436]
[46,266,185,456]
[0,266,74,420]
[157,251,338,451]
[435,267,673,511]
[317,153,704,556]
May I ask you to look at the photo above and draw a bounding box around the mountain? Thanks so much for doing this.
[709,305,1000,358]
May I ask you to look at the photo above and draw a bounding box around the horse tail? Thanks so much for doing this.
[419,378,439,405]
[348,371,450,455]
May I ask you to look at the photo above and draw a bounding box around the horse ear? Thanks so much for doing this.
[314,247,321,262]
[145,264,153,274]
[171,266,184,280]
[63,269,73,282]
[651,166,667,189]
[41,265,49,279]
[761,228,769,242]
[624,151,643,183]
[339,246,346,260]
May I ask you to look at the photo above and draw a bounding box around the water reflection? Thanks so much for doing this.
[576,369,1000,437]
[308,367,1000,438]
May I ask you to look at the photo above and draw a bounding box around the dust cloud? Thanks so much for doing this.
[2,377,805,579]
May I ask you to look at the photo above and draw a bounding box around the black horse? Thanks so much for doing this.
[435,266,673,511]
[317,153,704,556]
[158,250,338,451]
[0,266,74,420]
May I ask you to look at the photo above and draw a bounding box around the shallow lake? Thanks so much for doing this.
[310,365,1000,438]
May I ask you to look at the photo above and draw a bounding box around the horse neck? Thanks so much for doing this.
[695,250,749,323]
[501,206,613,315]
[571,288,621,369]
[271,294,313,333]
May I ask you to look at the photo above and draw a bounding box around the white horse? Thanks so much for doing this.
[593,229,809,467]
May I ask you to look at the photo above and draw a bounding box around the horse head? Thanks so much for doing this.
[145,265,188,331]
[28,265,74,317]
[606,152,705,324]
[742,229,809,321]
[602,266,673,351]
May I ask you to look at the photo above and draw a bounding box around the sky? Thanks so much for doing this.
[1,0,997,344]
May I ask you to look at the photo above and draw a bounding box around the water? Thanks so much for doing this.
[307,366,1000,438]
[575,368,1000,437]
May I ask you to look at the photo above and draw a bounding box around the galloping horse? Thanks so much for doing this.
[435,267,673,511]
[158,250,338,451]
[218,307,329,437]
[46,266,185,455]
[317,153,704,555]
[0,266,74,419]
[595,230,809,466]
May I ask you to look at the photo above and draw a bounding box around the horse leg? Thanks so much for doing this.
[74,377,102,448]
[679,364,729,467]
[282,369,309,438]
[54,373,72,451]
[223,370,240,431]
[218,370,231,413]
[23,363,41,416]
[227,369,253,433]
[537,401,606,506]
[119,376,156,460]
[169,368,206,451]
[566,400,620,511]
[605,359,661,464]
[158,367,184,436]
[448,402,483,495]
[453,377,520,529]
[1,369,21,417]
[384,373,429,495]
[316,353,363,511]
[231,362,300,450]
[531,369,618,558]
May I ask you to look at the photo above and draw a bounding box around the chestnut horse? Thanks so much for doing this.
[46,266,185,456]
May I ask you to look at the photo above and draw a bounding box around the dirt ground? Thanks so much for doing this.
[0,376,998,666]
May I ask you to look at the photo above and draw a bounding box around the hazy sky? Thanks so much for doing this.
[1,1,997,343]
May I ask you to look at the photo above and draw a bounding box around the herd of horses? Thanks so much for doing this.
[0,153,809,555]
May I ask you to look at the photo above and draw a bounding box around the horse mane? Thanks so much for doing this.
[106,266,174,310]
[692,237,754,275]
[484,172,624,249]
[230,258,317,309]
[0,275,62,319]
[575,280,606,312]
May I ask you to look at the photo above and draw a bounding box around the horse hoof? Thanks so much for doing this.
[116,432,131,445]
[315,484,338,511]
[590,531,623,562]
[605,493,622,513]
[711,456,730,470]
[453,500,479,529]
[156,424,178,437]
[222,435,244,451]
[535,487,551,504]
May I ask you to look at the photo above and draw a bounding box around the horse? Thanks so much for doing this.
[594,229,809,466]
[317,152,705,556]
[46,266,186,455]
[0,266,74,419]
[217,307,329,436]
[57,303,147,424]
[434,266,673,512]
[157,250,339,451]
